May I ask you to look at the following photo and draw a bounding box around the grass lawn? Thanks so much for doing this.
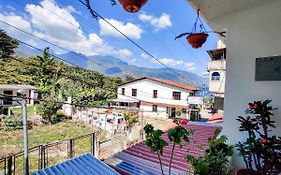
[0,120,95,157]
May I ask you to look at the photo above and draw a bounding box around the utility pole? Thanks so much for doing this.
[18,90,29,175]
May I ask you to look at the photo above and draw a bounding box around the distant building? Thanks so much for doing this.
[0,84,37,114]
[110,77,200,119]
[207,41,226,110]
[195,85,211,98]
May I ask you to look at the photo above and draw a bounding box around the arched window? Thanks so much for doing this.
[211,72,220,80]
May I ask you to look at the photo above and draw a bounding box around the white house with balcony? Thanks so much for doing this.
[188,0,281,171]
[207,40,226,110]
[110,77,200,119]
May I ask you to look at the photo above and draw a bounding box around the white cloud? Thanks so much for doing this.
[153,58,183,66]
[130,58,137,63]
[184,62,196,71]
[99,18,143,39]
[152,58,196,71]
[1,0,135,57]
[6,5,16,11]
[0,13,32,33]
[115,49,132,58]
[140,53,149,59]
[26,0,84,42]
[139,13,172,31]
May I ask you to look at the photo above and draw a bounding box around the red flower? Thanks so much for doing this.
[248,103,257,109]
[261,138,267,143]
[173,118,178,123]
[180,119,189,125]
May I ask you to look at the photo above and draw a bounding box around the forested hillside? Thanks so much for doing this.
[0,29,125,122]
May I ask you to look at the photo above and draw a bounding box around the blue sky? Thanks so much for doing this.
[0,0,218,76]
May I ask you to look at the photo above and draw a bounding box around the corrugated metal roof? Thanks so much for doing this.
[0,84,37,90]
[106,123,221,175]
[32,153,120,175]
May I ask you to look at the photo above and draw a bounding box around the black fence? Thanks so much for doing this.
[0,133,97,175]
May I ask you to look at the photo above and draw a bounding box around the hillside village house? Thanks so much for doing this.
[188,0,281,170]
[110,77,200,119]
[0,84,36,114]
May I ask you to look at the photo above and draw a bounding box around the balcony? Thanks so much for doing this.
[207,60,226,71]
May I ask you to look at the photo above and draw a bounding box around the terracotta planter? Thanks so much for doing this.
[237,169,256,175]
[186,33,209,48]
[118,0,148,13]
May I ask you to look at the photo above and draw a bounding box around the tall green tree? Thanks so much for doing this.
[0,29,19,59]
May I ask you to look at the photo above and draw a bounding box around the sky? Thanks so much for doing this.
[0,0,218,76]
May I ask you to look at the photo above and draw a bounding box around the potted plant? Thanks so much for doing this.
[117,0,148,13]
[236,100,281,175]
[175,9,225,49]
[186,129,234,175]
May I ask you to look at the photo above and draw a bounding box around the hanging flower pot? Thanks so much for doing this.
[187,33,209,48]
[175,9,225,49]
[118,0,148,13]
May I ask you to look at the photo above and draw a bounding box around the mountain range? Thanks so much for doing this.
[16,45,206,86]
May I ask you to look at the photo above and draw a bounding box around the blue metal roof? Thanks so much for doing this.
[32,153,120,175]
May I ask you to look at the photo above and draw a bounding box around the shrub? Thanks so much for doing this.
[236,100,281,174]
[51,110,70,124]
[3,114,33,130]
[186,129,233,175]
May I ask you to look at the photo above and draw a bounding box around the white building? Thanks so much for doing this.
[111,77,200,119]
[188,0,281,170]
[207,41,226,110]
[0,84,36,114]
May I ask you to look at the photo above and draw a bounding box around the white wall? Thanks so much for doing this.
[208,69,225,95]
[139,104,167,119]
[117,79,191,106]
[211,0,281,168]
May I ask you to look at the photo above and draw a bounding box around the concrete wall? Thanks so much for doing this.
[139,104,168,119]
[117,79,191,106]
[208,69,225,95]
[212,0,281,168]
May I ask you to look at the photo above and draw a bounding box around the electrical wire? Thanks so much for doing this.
[79,1,197,85]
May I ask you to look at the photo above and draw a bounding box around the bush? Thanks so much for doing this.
[51,110,70,124]
[3,114,33,130]
[123,112,138,128]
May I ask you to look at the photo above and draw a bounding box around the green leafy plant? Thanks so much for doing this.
[167,123,194,175]
[186,129,233,175]
[144,124,168,175]
[123,112,138,128]
[4,114,33,130]
[236,100,281,174]
[144,119,194,175]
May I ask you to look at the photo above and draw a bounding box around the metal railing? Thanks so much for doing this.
[0,133,97,175]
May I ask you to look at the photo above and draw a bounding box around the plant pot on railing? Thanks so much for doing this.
[118,0,148,13]
[186,33,209,49]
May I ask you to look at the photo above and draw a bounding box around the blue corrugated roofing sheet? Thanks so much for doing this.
[32,153,120,175]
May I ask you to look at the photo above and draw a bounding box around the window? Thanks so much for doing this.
[189,92,195,96]
[3,91,13,105]
[172,92,181,100]
[121,88,125,95]
[153,90,157,98]
[211,72,220,80]
[152,105,158,112]
[132,89,137,97]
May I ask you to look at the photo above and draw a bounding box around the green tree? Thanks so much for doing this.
[0,29,19,59]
